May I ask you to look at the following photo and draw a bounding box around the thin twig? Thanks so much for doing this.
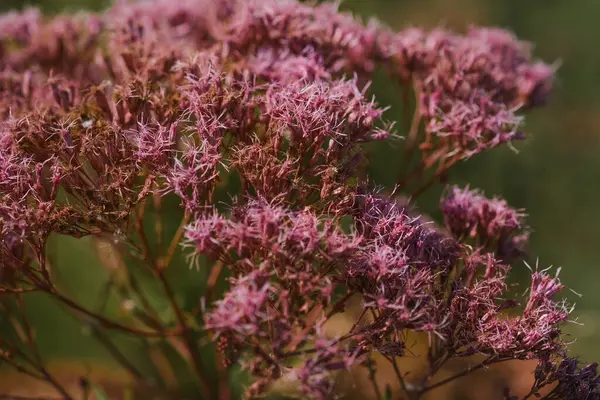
[155,268,212,399]
[47,288,176,337]
[411,152,462,198]
[15,295,73,400]
[418,356,512,396]
[388,356,416,400]
[0,287,41,295]
[366,355,383,400]
[204,260,224,304]
[133,199,158,269]
[90,325,146,380]
[159,211,191,270]
[153,193,164,255]
[0,352,46,381]
[131,207,212,396]
[121,269,165,332]
[398,82,422,185]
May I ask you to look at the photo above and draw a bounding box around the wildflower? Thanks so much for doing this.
[0,1,578,400]
[540,357,600,399]
[441,186,528,262]
[205,271,271,338]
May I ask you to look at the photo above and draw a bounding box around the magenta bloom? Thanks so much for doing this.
[441,186,529,262]
[0,1,585,399]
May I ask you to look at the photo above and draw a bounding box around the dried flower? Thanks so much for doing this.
[441,186,528,262]
[0,1,581,400]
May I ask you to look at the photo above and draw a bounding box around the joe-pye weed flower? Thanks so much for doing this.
[0,0,594,399]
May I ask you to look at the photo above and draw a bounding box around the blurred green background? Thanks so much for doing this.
[1,0,600,397]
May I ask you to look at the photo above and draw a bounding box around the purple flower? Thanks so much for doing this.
[441,186,528,262]
[547,359,600,399]
[204,271,271,338]
[0,2,577,399]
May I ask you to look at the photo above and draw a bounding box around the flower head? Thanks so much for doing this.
[441,186,528,262]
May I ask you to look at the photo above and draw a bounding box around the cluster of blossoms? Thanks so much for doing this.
[407,27,554,161]
[0,0,594,399]
[526,357,600,399]
[441,186,529,263]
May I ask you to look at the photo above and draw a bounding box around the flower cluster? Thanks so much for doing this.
[441,186,529,262]
[532,357,600,399]
[0,0,584,399]
[186,200,362,398]
[347,194,460,343]
[396,27,554,162]
[451,262,569,359]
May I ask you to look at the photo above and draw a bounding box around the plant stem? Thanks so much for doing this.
[155,268,213,399]
[48,288,176,337]
[158,211,191,270]
[388,356,417,400]
[14,296,74,400]
[418,356,512,396]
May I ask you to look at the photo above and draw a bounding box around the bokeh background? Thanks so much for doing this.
[1,0,600,398]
